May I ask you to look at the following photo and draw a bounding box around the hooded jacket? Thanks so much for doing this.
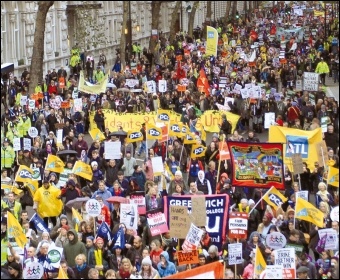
[63,229,87,267]
[195,170,212,194]
[157,251,177,277]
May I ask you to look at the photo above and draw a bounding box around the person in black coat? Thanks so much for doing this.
[94,107,105,132]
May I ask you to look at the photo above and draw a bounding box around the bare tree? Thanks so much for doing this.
[168,1,181,43]
[231,1,237,17]
[206,1,212,22]
[29,1,54,95]
[225,2,231,23]
[149,1,162,54]
[187,1,199,38]
[120,1,129,71]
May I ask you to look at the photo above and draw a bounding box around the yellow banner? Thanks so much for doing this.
[169,122,182,137]
[268,127,323,170]
[45,154,65,173]
[206,26,218,57]
[157,109,171,123]
[126,130,143,143]
[295,197,324,228]
[72,161,93,181]
[1,184,23,195]
[314,10,325,17]
[15,165,34,183]
[263,187,288,210]
[191,145,207,158]
[328,166,339,187]
[78,70,108,95]
[90,110,240,134]
[7,211,27,248]
[146,123,162,140]
[89,127,106,141]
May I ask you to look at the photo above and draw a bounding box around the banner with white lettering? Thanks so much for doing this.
[182,223,204,251]
[274,248,296,279]
[228,243,243,265]
[164,194,229,250]
[130,191,146,215]
[228,212,248,239]
[146,209,169,236]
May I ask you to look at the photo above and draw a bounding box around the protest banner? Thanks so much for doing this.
[78,70,108,95]
[130,191,146,215]
[177,250,199,266]
[291,153,304,175]
[168,205,191,239]
[146,210,169,236]
[264,112,276,129]
[330,206,339,222]
[47,245,63,268]
[228,243,243,265]
[158,80,167,92]
[227,142,285,189]
[104,141,121,159]
[274,248,296,279]
[228,212,248,239]
[264,265,283,279]
[268,127,322,170]
[303,72,319,91]
[263,187,288,210]
[182,223,204,251]
[315,141,329,167]
[120,203,138,230]
[23,262,44,279]
[89,109,240,134]
[85,199,101,217]
[151,156,164,176]
[318,228,339,250]
[218,141,230,160]
[191,196,207,227]
[296,191,308,201]
[23,138,31,151]
[13,137,21,151]
[266,232,287,250]
[165,195,229,250]
[285,244,304,256]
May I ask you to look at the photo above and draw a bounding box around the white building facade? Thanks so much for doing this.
[1,1,249,77]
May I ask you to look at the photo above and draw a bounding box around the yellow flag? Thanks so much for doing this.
[146,124,162,140]
[89,127,106,141]
[201,129,207,142]
[72,161,93,181]
[206,26,218,57]
[181,124,189,138]
[15,165,34,183]
[72,207,83,232]
[7,211,27,248]
[78,70,108,95]
[184,133,198,145]
[157,109,171,123]
[58,266,69,279]
[24,181,38,196]
[327,166,339,187]
[263,187,288,210]
[1,184,23,195]
[45,154,65,173]
[169,122,182,137]
[191,145,206,158]
[295,197,324,228]
[126,130,143,143]
[254,245,267,277]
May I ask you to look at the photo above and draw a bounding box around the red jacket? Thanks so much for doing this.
[48,84,58,95]
[287,105,301,122]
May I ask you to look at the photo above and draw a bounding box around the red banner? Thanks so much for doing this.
[227,141,285,190]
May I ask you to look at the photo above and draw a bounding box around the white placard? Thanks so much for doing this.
[126,79,139,88]
[296,80,302,91]
[228,243,243,265]
[216,103,231,112]
[264,112,276,129]
[104,141,122,159]
[28,99,36,109]
[225,97,234,106]
[296,191,308,201]
[264,265,284,279]
[23,138,31,151]
[303,72,319,91]
[158,80,167,93]
[85,199,102,217]
[233,84,242,92]
[120,203,138,230]
[73,98,82,112]
[182,223,204,251]
[72,87,78,99]
[47,245,63,268]
[240,88,249,99]
[28,127,38,138]
[321,116,328,132]
[330,206,339,222]
[13,137,21,151]
[20,96,28,106]
[23,262,44,279]
[266,232,287,249]
[151,156,164,175]
[56,129,63,145]
[146,81,156,93]
[318,229,339,250]
[274,248,296,279]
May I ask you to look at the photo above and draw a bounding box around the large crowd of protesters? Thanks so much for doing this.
[1,2,339,279]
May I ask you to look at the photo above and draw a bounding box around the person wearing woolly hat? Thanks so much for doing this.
[256,211,274,243]
[168,169,187,196]
[140,256,160,279]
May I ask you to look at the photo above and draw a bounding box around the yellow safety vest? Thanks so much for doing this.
[238,204,250,213]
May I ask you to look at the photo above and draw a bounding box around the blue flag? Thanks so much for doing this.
[95,222,114,244]
[113,227,125,249]
[29,213,49,232]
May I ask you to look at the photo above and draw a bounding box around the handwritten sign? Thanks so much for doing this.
[169,206,190,239]
[73,98,82,112]
[13,138,21,151]
[274,248,296,279]
[264,112,276,129]
[264,265,284,279]
[182,223,204,251]
[191,196,207,227]
[291,153,304,175]
[303,72,319,91]
[146,210,169,236]
[177,250,199,266]
[228,243,243,265]
[23,138,31,151]
[158,80,167,93]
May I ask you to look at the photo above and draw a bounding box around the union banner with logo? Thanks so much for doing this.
[268,127,323,170]
[227,142,285,189]
[72,161,93,181]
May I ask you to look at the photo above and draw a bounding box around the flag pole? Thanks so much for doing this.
[248,186,274,215]
[253,244,257,279]
[145,123,148,160]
